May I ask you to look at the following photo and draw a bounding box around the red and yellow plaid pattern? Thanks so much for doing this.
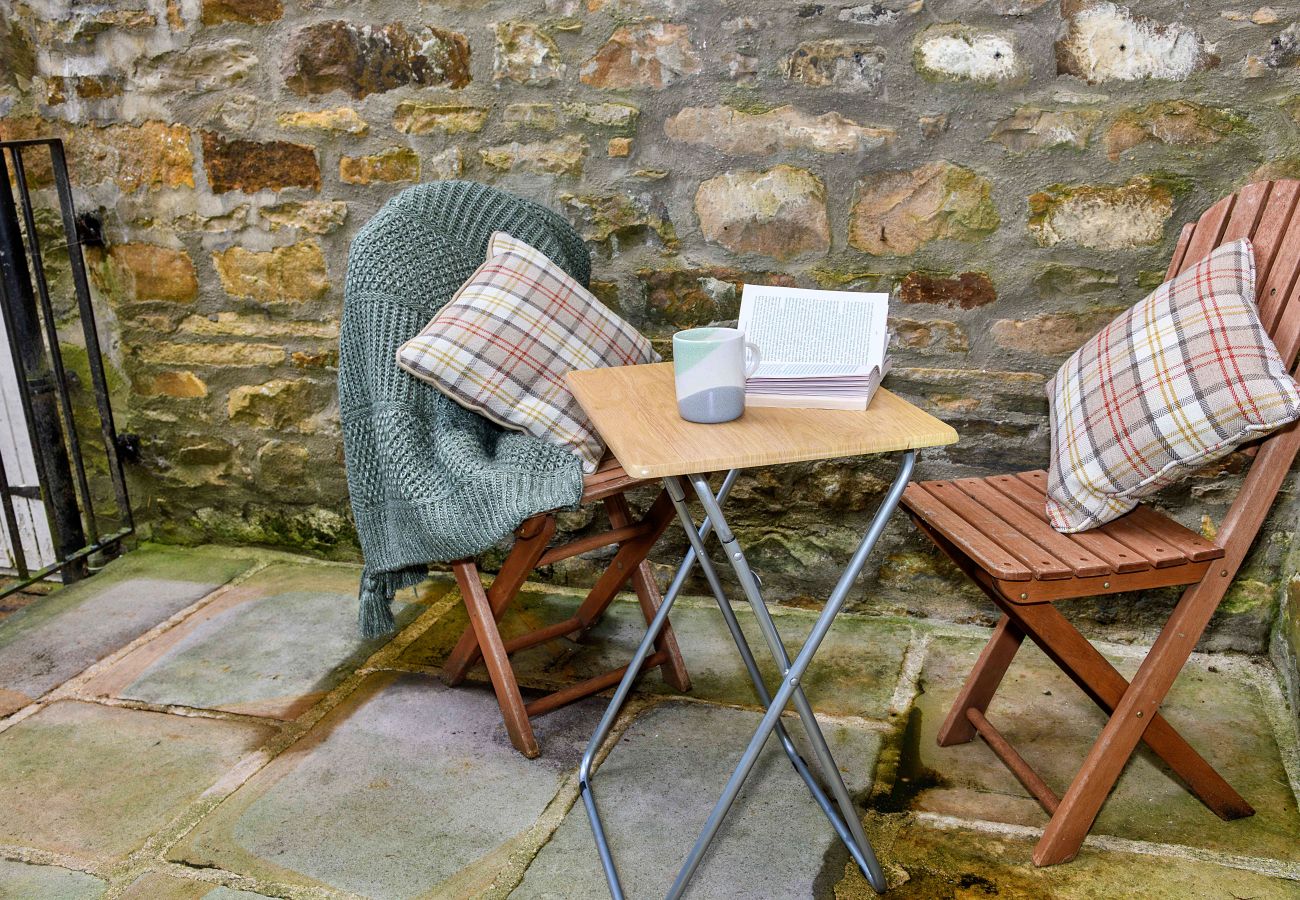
[396,232,659,473]
[1047,238,1300,532]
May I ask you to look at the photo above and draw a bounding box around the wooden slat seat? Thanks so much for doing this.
[899,180,1300,868]
[903,469,1224,604]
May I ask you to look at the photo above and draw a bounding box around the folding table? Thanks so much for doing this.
[566,362,957,898]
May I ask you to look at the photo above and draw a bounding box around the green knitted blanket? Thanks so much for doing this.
[340,181,588,636]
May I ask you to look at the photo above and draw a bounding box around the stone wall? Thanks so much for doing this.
[2,0,1298,675]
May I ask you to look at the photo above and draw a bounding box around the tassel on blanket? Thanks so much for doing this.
[358,571,396,638]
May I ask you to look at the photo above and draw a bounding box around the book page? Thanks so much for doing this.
[738,285,889,377]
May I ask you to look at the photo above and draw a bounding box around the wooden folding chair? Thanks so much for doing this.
[442,455,691,758]
[901,179,1300,866]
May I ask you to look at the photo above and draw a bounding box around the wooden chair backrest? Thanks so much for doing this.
[1162,180,1300,562]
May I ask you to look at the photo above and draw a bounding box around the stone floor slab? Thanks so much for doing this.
[404,591,912,720]
[0,860,106,899]
[511,700,882,900]
[119,872,268,899]
[0,700,273,863]
[170,672,600,898]
[85,565,450,719]
[901,634,1300,863]
[0,545,258,716]
[835,818,1300,899]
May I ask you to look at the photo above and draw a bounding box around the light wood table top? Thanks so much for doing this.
[568,362,958,479]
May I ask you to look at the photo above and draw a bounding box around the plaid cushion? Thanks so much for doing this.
[1047,238,1300,532]
[396,232,659,473]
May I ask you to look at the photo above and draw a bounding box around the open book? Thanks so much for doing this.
[738,284,891,411]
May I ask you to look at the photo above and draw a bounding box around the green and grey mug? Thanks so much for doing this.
[672,327,761,424]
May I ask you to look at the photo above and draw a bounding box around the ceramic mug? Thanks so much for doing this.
[672,327,761,424]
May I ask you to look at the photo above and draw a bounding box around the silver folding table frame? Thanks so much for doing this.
[578,451,917,899]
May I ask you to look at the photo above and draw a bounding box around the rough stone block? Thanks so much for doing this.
[696,165,830,260]
[849,161,999,256]
[580,22,700,89]
[212,241,329,302]
[282,21,470,98]
[201,134,320,194]
[0,860,105,899]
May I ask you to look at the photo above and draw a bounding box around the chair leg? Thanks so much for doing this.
[1031,576,1245,866]
[937,615,1024,746]
[1004,597,1254,830]
[605,493,691,693]
[570,491,677,637]
[443,514,556,686]
[452,560,538,758]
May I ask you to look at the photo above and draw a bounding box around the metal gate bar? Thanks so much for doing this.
[0,137,133,594]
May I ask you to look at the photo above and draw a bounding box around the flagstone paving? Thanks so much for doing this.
[0,545,1296,899]
[402,589,913,719]
[0,700,273,863]
[84,562,442,719]
[0,545,258,716]
[511,701,882,899]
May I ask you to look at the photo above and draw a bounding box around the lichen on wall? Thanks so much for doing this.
[1,0,1298,676]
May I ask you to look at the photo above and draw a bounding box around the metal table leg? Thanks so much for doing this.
[583,451,915,898]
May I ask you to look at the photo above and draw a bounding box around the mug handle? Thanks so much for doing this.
[743,341,762,379]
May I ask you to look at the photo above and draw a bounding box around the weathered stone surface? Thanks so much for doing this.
[580,22,701,89]
[178,311,337,339]
[1057,1,1218,84]
[696,165,830,260]
[1253,22,1300,73]
[838,0,924,24]
[900,271,997,309]
[1027,177,1174,250]
[503,102,558,130]
[119,872,265,899]
[1104,100,1244,160]
[990,107,1101,152]
[0,118,196,193]
[990,308,1124,356]
[892,317,969,353]
[282,21,471,98]
[849,161,1000,256]
[492,21,564,85]
[202,133,320,194]
[1034,264,1119,300]
[136,370,208,399]
[138,342,286,367]
[422,147,465,181]
[607,137,632,157]
[227,378,324,430]
[102,243,198,303]
[0,861,105,900]
[339,147,419,184]
[276,106,367,134]
[200,0,282,25]
[665,105,893,155]
[259,200,348,234]
[86,564,434,719]
[480,135,586,175]
[0,701,272,862]
[138,39,259,94]
[989,0,1050,12]
[915,24,1024,83]
[639,267,796,328]
[561,193,675,248]
[0,547,256,716]
[562,100,638,130]
[169,674,600,897]
[512,702,880,900]
[393,101,488,134]
[785,39,885,91]
[213,241,329,302]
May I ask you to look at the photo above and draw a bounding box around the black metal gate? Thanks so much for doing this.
[0,137,133,595]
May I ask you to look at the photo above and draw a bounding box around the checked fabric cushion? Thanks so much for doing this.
[396,231,659,474]
[1046,238,1300,532]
